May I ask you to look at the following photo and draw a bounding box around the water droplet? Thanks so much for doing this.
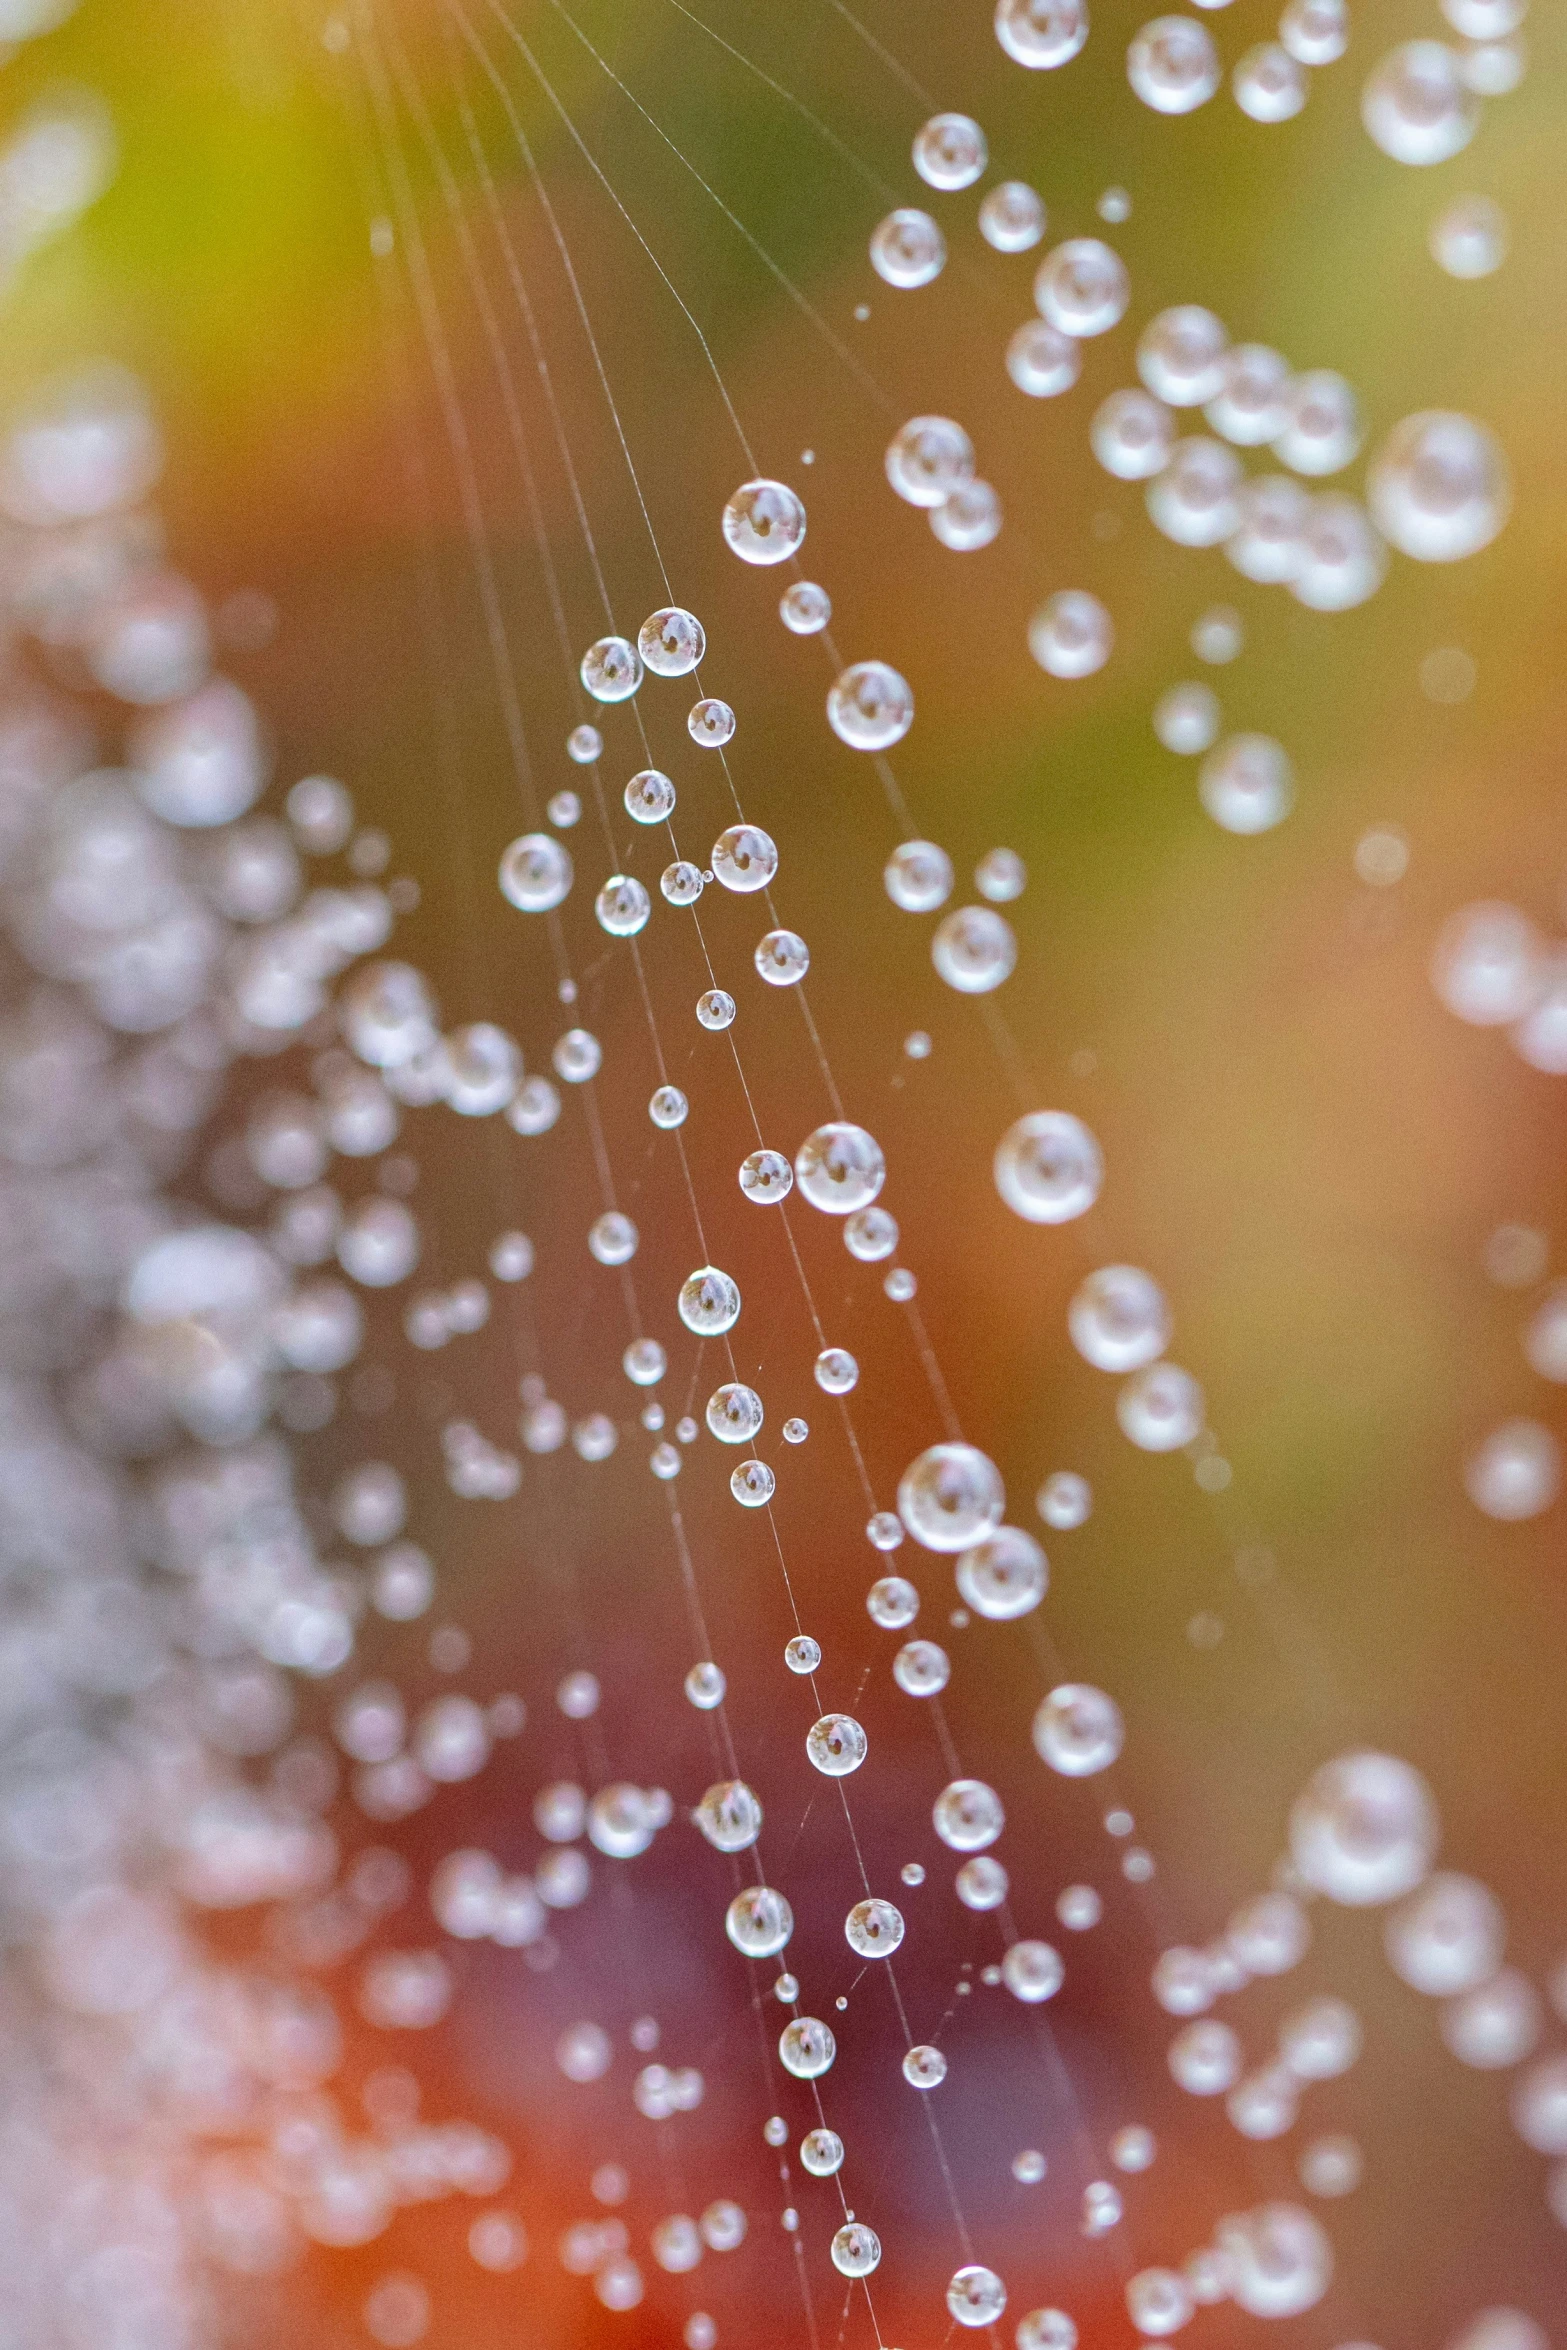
[731,1459,776,1507]
[624,768,676,824]
[1363,40,1478,165]
[1034,1684,1125,1775]
[845,1896,905,1956]
[779,2015,836,2078]
[1038,1470,1093,1528]
[828,659,915,750]
[722,479,806,564]
[1368,409,1510,561]
[711,824,777,892]
[903,2042,948,2088]
[726,1885,793,1956]
[779,579,831,633]
[1034,239,1129,336]
[707,1383,764,1444]
[1199,733,1294,834]
[868,1575,919,1627]
[1128,15,1221,112]
[1007,320,1081,397]
[637,606,705,676]
[755,928,810,987]
[739,1147,793,1203]
[995,0,1090,71]
[845,1205,898,1261]
[1029,590,1113,677]
[688,697,735,748]
[807,1713,868,1775]
[830,2222,881,2276]
[933,905,1017,992]
[679,1267,741,1334]
[1234,40,1308,120]
[870,207,946,287]
[580,635,642,703]
[980,179,1047,251]
[695,1780,763,1852]
[948,2264,1009,2326]
[499,832,573,913]
[885,838,954,911]
[595,874,651,937]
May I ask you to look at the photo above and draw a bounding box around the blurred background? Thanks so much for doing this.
[0,0,1564,2344]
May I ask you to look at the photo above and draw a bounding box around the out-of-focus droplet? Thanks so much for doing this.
[1128,15,1221,111]
[1234,41,1308,119]
[870,208,946,288]
[994,0,1090,71]
[913,113,988,189]
[1034,238,1129,336]
[995,1111,1103,1223]
[1030,590,1113,677]
[980,180,1047,251]
[827,660,915,750]
[779,579,831,634]
[1007,320,1081,396]
[1367,410,1510,561]
[1362,41,1478,164]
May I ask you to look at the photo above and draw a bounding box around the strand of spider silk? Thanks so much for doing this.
[494,0,894,418]
[670,810,950,1487]
[451,0,675,601]
[332,16,519,1026]
[457,0,929,1259]
[447,0,958,1485]
[563,713,721,1277]
[373,13,700,1616]
[659,0,1037,353]
[450,82,619,655]
[335,4,567,1408]
[410,29,730,1444]
[343,5,613,1835]
[447,0,759,478]
[661,0,900,205]
[643,668,851,1134]
[668,1500,828,2350]
[371,13,664,1408]
[372,0,886,2090]
[921,1603,1140,2293]
[979,995,1038,1117]
[1008,1470,1206,1970]
[1031,2002,1143,2305]
[825,0,937,109]
[797,2060,892,2350]
[663,1489,742,1771]
[828,1768,979,2262]
[429,62,726,1300]
[617,747,882,1472]
[762,1641,974,2277]
[764,1653,967,2288]
[365,17,550,836]
[380,27,684,1470]
[429,35,607,707]
[674,884,883,1515]
[463,0,1038,1105]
